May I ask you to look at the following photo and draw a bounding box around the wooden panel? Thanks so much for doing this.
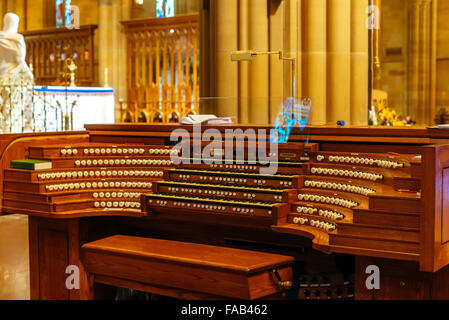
[121,15,200,123]
[431,263,449,299]
[28,217,94,300]
[23,25,98,86]
[81,235,294,299]
[330,234,420,254]
[82,123,449,139]
[38,229,69,299]
[336,223,420,242]
[353,210,420,229]
[14,124,449,300]
[442,167,449,244]
[368,196,421,214]
[89,135,166,146]
[82,235,294,274]
[0,132,89,213]
[28,216,40,300]
[355,256,431,300]
[354,256,373,300]
[421,145,449,272]
[373,276,430,300]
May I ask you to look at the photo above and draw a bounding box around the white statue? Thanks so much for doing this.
[0,13,33,83]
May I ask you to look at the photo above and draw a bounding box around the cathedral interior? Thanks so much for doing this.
[1,0,449,304]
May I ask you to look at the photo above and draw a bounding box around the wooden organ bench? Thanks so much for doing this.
[3,124,449,300]
[81,235,294,300]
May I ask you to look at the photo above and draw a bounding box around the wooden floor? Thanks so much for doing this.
[0,214,30,300]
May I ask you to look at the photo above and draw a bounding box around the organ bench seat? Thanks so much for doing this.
[81,235,294,300]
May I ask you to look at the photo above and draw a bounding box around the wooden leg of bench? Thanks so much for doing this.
[29,216,96,300]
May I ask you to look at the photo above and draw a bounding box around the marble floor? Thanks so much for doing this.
[0,214,30,300]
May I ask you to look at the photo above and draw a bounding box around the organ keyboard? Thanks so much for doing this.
[2,143,175,217]
[3,124,449,300]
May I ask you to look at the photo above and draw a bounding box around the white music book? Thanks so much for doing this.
[180,114,233,125]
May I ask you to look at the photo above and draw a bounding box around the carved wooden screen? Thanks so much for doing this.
[121,14,199,123]
[23,25,97,86]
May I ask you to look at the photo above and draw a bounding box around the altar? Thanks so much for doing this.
[32,86,115,132]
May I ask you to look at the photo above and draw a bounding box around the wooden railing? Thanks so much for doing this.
[121,14,200,123]
[23,25,97,86]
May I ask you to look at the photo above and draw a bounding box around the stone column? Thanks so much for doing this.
[269,0,285,123]
[409,0,422,123]
[99,0,130,122]
[239,0,249,123]
[328,0,351,125]
[430,0,437,125]
[409,0,434,125]
[304,0,327,125]
[215,0,238,118]
[294,0,302,100]
[351,0,369,125]
[248,0,269,124]
[419,0,432,125]
[215,0,238,116]
[372,0,382,90]
[98,0,112,87]
[0,1,4,25]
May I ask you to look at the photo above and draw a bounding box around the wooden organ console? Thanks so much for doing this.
[2,124,449,300]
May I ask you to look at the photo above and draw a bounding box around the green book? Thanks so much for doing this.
[11,159,52,171]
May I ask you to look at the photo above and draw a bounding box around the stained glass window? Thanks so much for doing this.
[56,0,72,28]
[156,0,175,18]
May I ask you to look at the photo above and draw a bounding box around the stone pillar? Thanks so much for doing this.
[98,0,111,87]
[409,0,421,123]
[248,0,269,124]
[372,0,382,90]
[351,0,369,125]
[239,0,249,123]
[293,0,302,100]
[98,0,130,122]
[304,0,327,125]
[409,0,434,125]
[0,1,4,26]
[328,0,351,125]
[215,0,238,118]
[430,0,437,125]
[419,0,432,125]
[269,0,285,123]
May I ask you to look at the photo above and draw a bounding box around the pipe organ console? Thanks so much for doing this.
[2,124,449,300]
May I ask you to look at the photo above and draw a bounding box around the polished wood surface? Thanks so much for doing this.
[81,235,293,299]
[420,144,449,272]
[83,235,294,274]
[0,214,29,300]
[121,14,200,123]
[0,131,89,213]
[6,124,449,300]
